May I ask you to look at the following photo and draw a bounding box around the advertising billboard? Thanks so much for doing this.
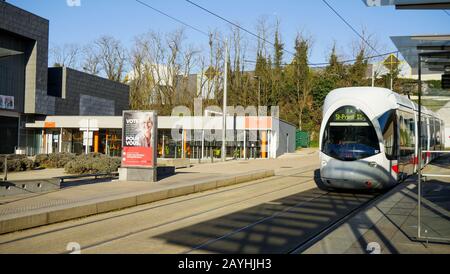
[122,111,157,168]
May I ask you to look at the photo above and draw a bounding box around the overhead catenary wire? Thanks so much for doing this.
[134,0,210,37]
[244,50,399,67]
[321,0,381,55]
[185,0,399,66]
[135,0,399,67]
[185,0,297,57]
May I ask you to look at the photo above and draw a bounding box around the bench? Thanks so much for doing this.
[56,172,119,184]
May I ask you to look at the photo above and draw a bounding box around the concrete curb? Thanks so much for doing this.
[0,169,275,235]
[0,178,60,197]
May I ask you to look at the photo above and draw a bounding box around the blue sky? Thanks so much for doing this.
[8,0,450,68]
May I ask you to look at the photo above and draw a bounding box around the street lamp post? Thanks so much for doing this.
[222,39,228,162]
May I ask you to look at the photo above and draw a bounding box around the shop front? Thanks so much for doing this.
[25,115,296,158]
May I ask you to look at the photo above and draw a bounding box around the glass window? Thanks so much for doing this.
[378,110,397,160]
[399,111,416,157]
[322,106,381,161]
[61,129,73,153]
[420,117,428,151]
[435,119,441,148]
[430,118,436,148]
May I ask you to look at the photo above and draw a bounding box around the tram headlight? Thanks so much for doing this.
[321,160,328,167]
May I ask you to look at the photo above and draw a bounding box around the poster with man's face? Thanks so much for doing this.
[122,111,157,168]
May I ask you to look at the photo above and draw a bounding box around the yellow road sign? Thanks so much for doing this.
[383,54,400,70]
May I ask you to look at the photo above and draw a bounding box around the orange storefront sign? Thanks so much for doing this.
[44,122,56,128]
[245,117,272,130]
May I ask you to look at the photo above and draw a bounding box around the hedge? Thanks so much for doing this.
[64,153,121,175]
[35,153,76,168]
[0,155,35,172]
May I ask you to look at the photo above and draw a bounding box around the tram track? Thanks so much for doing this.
[63,169,320,253]
[0,164,389,254]
[181,189,380,254]
[287,186,397,254]
[76,185,381,254]
[0,166,318,249]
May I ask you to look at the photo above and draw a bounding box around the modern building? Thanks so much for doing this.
[25,115,297,159]
[365,1,450,146]
[1,1,296,159]
[0,1,130,154]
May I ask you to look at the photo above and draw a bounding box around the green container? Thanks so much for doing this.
[296,131,310,148]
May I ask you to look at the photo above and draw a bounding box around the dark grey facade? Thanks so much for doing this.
[49,67,129,116]
[0,1,130,154]
[0,0,49,114]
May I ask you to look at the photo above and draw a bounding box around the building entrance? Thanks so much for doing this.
[0,116,18,154]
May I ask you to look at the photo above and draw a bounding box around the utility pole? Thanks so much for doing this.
[371,64,375,87]
[222,39,228,162]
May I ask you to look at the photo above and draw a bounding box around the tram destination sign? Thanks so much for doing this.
[333,112,367,122]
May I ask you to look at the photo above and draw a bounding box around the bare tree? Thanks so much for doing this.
[129,28,201,114]
[49,43,80,68]
[94,36,127,82]
[81,43,101,75]
[128,35,154,110]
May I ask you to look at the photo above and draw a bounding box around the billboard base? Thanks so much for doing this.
[119,167,157,182]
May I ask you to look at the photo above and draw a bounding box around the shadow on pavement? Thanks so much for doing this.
[155,187,377,254]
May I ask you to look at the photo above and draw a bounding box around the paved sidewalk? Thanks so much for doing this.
[0,151,319,235]
[303,157,450,254]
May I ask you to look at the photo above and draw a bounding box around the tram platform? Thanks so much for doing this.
[0,151,319,235]
[303,155,450,254]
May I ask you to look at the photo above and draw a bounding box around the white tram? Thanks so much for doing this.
[319,87,444,190]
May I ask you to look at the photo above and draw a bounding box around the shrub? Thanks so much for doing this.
[35,153,76,168]
[0,154,35,172]
[34,154,49,166]
[65,153,121,175]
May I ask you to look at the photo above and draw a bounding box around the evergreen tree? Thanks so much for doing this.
[271,28,284,106]
[284,36,312,130]
[348,48,368,86]
[325,45,346,88]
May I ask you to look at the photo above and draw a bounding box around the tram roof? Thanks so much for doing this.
[324,87,438,117]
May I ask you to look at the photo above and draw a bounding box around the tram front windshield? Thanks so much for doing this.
[322,106,380,161]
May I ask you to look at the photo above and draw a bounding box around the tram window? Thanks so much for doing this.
[421,118,428,150]
[378,110,397,160]
[322,106,380,161]
[435,119,441,147]
[430,119,436,148]
[398,111,415,157]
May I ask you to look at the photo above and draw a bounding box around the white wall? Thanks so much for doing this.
[273,119,296,158]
